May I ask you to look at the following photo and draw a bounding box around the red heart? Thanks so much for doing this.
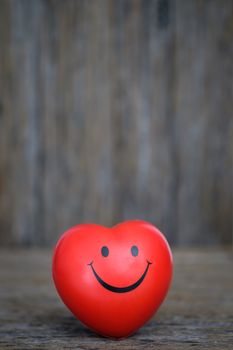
[52,220,173,338]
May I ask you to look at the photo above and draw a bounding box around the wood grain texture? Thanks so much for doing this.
[0,248,232,349]
[0,0,232,246]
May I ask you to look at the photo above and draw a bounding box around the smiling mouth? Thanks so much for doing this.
[87,260,152,293]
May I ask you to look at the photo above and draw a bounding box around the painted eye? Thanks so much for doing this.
[101,246,109,257]
[131,245,139,257]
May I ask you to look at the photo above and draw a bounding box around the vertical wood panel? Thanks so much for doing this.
[175,0,233,244]
[0,0,232,246]
[0,0,12,244]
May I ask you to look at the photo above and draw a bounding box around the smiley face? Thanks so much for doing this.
[52,220,173,338]
[88,245,152,293]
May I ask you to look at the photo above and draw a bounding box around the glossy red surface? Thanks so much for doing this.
[52,220,173,338]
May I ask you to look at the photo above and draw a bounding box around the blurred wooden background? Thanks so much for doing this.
[0,0,232,247]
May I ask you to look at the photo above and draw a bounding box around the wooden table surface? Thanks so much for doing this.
[0,248,232,349]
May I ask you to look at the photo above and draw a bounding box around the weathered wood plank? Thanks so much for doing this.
[0,248,232,349]
[175,0,233,245]
[0,0,232,246]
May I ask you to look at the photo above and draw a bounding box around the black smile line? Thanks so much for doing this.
[87,260,152,293]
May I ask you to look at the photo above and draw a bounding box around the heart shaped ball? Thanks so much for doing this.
[52,220,173,338]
